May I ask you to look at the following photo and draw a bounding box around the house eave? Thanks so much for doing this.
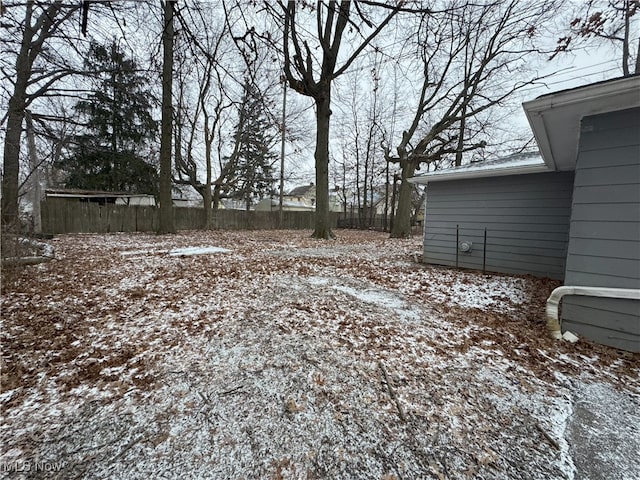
[409,162,550,185]
[522,75,640,172]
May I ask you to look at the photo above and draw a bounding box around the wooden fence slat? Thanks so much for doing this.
[41,199,353,234]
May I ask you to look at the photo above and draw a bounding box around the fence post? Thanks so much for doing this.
[483,228,487,274]
[455,224,459,268]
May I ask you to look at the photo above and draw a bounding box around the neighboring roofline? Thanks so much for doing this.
[522,75,640,171]
[45,189,155,198]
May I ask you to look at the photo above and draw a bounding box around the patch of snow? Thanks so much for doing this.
[332,284,420,321]
[17,236,55,258]
[120,249,162,257]
[306,276,330,286]
[168,246,231,256]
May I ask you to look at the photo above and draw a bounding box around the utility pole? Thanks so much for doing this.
[278,79,287,227]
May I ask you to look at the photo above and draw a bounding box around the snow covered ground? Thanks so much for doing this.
[1,229,638,479]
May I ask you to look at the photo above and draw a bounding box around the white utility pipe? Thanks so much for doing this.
[546,286,640,340]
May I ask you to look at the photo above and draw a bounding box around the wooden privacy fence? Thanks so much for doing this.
[41,199,338,234]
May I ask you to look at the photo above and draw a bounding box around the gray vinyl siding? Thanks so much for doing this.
[562,107,640,352]
[423,171,574,279]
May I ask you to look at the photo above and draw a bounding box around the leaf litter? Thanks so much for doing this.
[1,229,638,479]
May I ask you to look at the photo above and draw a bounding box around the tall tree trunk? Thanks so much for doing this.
[383,162,390,232]
[390,159,416,238]
[355,137,362,228]
[1,4,33,229]
[312,87,333,239]
[362,141,368,229]
[2,90,26,230]
[158,0,175,234]
[364,123,375,228]
[212,185,221,210]
[203,123,212,229]
[390,173,398,232]
[278,84,287,228]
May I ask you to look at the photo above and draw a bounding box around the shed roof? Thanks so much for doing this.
[45,189,154,198]
[409,152,548,185]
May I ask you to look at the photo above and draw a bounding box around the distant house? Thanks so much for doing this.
[288,183,316,204]
[219,199,245,210]
[411,75,639,351]
[171,184,204,208]
[254,198,314,212]
[253,183,343,212]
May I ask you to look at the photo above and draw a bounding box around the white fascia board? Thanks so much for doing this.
[524,108,558,171]
[522,75,640,171]
[409,163,550,184]
[523,75,640,113]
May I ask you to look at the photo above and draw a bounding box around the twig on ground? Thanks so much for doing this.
[219,385,244,396]
[2,256,53,266]
[378,360,407,422]
[535,422,561,450]
[108,434,147,464]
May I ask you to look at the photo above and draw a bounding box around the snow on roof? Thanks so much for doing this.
[410,151,549,184]
[288,184,315,196]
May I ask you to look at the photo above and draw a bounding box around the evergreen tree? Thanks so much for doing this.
[58,41,159,194]
[227,81,277,210]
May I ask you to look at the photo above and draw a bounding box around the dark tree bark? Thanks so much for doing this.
[391,146,416,238]
[158,0,176,234]
[203,117,213,229]
[314,88,333,238]
[2,1,78,229]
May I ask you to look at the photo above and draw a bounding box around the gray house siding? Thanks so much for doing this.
[562,107,640,352]
[423,171,574,279]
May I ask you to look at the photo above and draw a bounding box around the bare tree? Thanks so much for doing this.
[552,0,640,75]
[387,0,560,238]
[172,1,234,228]
[158,0,176,234]
[172,1,289,221]
[1,1,81,229]
[275,1,401,239]
[335,55,386,229]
